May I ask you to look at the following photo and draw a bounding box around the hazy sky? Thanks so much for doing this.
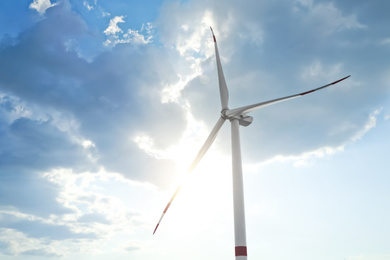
[0,0,389,259]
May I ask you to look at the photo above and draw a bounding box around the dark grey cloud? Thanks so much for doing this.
[0,170,73,217]
[0,98,85,218]
[1,117,90,171]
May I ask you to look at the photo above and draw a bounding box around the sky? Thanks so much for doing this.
[0,0,389,259]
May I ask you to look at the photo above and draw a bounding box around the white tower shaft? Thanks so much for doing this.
[231,118,248,260]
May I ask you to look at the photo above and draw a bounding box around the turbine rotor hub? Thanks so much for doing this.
[221,108,230,120]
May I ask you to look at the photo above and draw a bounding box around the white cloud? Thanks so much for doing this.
[156,4,221,59]
[161,75,193,104]
[239,22,264,46]
[246,108,382,170]
[103,16,125,36]
[123,28,152,44]
[350,109,381,142]
[301,60,344,82]
[295,1,366,33]
[380,38,390,46]
[0,168,159,257]
[83,1,95,11]
[29,0,57,14]
[103,23,154,47]
[133,134,163,159]
[0,228,63,257]
[247,145,344,169]
[101,9,111,17]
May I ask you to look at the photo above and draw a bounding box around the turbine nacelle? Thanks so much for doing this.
[222,109,253,127]
[237,115,253,127]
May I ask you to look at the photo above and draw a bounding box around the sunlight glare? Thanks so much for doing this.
[161,111,233,235]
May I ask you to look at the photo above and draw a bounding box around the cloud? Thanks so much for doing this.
[350,109,381,142]
[0,228,65,257]
[0,170,74,217]
[0,168,156,256]
[29,0,57,14]
[1,1,389,258]
[1,117,91,171]
[1,215,97,240]
[122,241,142,252]
[380,38,390,46]
[103,16,125,36]
[0,2,189,255]
[123,23,154,44]
[83,0,96,11]
[294,0,366,32]
[104,21,154,47]
[0,1,186,186]
[78,213,111,224]
[21,248,63,258]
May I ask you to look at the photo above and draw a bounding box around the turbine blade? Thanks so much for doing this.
[153,185,181,235]
[187,116,226,172]
[211,27,229,110]
[153,117,226,234]
[225,75,351,117]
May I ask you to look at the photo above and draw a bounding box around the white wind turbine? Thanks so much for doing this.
[153,27,350,260]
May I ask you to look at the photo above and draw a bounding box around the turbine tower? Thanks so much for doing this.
[153,27,350,260]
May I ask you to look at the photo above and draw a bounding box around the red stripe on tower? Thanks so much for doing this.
[235,246,247,256]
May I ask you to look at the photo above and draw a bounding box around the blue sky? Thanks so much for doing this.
[0,0,389,259]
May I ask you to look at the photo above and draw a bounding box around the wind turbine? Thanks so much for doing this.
[153,27,350,260]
